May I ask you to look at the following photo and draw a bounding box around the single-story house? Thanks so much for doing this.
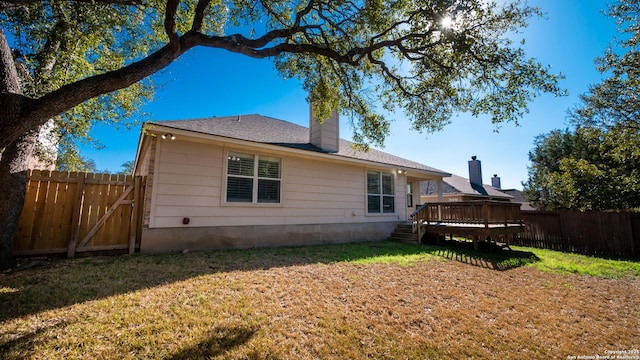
[420,156,513,203]
[134,107,450,252]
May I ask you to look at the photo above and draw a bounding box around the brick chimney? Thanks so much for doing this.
[491,174,501,189]
[468,156,483,187]
[309,104,339,153]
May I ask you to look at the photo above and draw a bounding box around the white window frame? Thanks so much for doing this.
[225,150,282,204]
[367,170,395,214]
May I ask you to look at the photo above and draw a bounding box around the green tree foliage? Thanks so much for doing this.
[523,126,640,211]
[55,145,99,172]
[119,160,135,175]
[524,0,640,211]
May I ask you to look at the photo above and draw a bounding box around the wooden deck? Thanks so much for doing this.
[411,201,525,249]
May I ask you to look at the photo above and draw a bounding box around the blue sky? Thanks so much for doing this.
[83,0,619,190]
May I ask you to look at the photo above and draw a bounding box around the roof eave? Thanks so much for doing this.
[132,128,150,176]
[143,123,449,179]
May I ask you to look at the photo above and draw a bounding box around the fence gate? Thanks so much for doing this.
[12,170,146,257]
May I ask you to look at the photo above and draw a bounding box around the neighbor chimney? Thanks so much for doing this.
[491,174,501,189]
[309,104,339,153]
[468,156,483,187]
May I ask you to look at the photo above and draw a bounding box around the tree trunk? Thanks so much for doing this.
[0,130,38,270]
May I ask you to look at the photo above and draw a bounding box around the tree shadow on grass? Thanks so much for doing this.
[0,318,68,360]
[168,326,258,360]
[0,240,523,323]
[420,239,540,271]
[0,321,256,359]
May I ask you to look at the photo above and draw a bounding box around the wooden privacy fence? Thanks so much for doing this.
[13,170,146,257]
[513,210,640,259]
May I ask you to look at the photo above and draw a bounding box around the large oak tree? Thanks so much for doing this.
[0,0,563,269]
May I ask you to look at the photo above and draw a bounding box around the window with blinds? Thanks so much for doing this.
[367,170,395,213]
[227,151,281,203]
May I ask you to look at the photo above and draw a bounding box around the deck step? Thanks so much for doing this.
[388,224,418,244]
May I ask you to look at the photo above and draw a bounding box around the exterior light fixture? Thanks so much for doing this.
[397,169,406,175]
[161,133,176,140]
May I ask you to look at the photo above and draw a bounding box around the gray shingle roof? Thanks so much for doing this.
[501,189,526,203]
[149,114,449,176]
[501,189,536,210]
[421,174,513,199]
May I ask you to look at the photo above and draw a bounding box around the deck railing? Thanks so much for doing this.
[411,200,524,232]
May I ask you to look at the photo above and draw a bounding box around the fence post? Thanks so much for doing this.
[67,172,86,258]
[129,176,141,254]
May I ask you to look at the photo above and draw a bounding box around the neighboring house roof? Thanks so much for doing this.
[501,189,537,210]
[421,174,513,199]
[148,114,450,177]
[500,189,526,203]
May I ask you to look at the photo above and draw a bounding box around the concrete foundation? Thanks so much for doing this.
[140,221,400,253]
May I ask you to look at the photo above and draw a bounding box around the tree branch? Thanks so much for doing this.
[191,0,212,32]
[0,29,20,94]
[3,23,359,151]
[187,31,359,65]
[0,38,190,151]
[294,0,316,27]
[0,28,28,156]
[164,0,180,50]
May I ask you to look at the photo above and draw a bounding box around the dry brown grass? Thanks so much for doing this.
[1,242,638,359]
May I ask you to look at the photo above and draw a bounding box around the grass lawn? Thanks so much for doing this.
[1,241,638,359]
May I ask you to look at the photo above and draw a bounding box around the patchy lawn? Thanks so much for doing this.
[1,242,638,359]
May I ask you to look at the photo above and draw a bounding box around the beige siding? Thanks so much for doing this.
[151,139,223,227]
[395,173,407,211]
[148,138,407,228]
